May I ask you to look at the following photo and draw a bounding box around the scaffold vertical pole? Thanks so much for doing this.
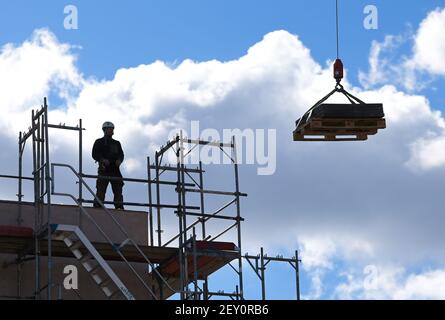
[17,132,24,226]
[147,157,154,247]
[44,98,53,300]
[175,135,185,300]
[260,247,266,300]
[179,131,190,298]
[198,160,209,297]
[155,151,162,247]
[192,227,199,300]
[78,118,83,228]
[296,250,301,300]
[31,109,40,299]
[232,136,244,300]
[199,161,206,239]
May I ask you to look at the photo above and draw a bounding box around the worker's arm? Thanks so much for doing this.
[93,139,112,168]
[117,141,124,164]
[92,139,104,163]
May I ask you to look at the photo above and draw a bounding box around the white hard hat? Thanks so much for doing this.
[102,121,115,130]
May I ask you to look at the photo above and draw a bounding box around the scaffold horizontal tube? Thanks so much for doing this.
[157,137,180,156]
[148,165,204,174]
[82,199,200,210]
[182,138,233,148]
[81,174,195,187]
[182,188,247,197]
[176,211,244,221]
[244,255,301,263]
[0,174,34,181]
[47,124,85,131]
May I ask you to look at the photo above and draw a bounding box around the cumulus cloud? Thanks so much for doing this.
[359,7,445,92]
[358,7,445,172]
[399,7,445,172]
[407,134,445,171]
[298,235,374,299]
[1,11,445,299]
[413,8,445,75]
[0,29,82,136]
[358,35,409,89]
[334,265,445,300]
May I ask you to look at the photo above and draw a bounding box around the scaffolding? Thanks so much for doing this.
[0,98,301,300]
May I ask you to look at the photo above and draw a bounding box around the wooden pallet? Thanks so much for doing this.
[294,117,386,142]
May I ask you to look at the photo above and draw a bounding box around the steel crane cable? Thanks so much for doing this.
[336,0,340,59]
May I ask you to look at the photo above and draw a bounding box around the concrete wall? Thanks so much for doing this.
[0,200,157,300]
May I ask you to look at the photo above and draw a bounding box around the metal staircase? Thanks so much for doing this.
[50,163,175,300]
[51,224,134,300]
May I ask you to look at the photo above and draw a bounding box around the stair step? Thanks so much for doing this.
[80,252,93,264]
[102,286,114,297]
[82,259,97,273]
[99,277,113,289]
[91,273,100,284]
[69,240,83,251]
[55,231,73,241]
[86,261,101,275]
[109,290,122,300]
[71,248,83,260]
[63,236,74,247]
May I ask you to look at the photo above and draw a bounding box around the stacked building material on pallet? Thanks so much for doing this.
[293,103,386,142]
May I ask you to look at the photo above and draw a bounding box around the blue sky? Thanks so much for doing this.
[2,0,443,108]
[1,1,445,300]
[0,0,441,77]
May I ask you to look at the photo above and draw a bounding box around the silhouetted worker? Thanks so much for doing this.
[92,122,125,210]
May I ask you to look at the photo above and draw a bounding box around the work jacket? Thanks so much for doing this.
[92,136,124,172]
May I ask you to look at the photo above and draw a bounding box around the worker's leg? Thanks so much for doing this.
[111,180,124,209]
[94,170,109,208]
[111,169,124,210]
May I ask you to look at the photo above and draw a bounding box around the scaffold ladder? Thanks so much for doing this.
[51,224,135,300]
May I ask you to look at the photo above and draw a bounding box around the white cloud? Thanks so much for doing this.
[358,32,424,91]
[359,7,445,91]
[413,8,445,75]
[298,235,374,300]
[400,7,445,171]
[334,265,445,300]
[357,7,445,172]
[0,29,82,137]
[407,134,445,171]
[299,236,337,270]
[304,269,325,300]
[396,269,445,299]
[359,35,407,89]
